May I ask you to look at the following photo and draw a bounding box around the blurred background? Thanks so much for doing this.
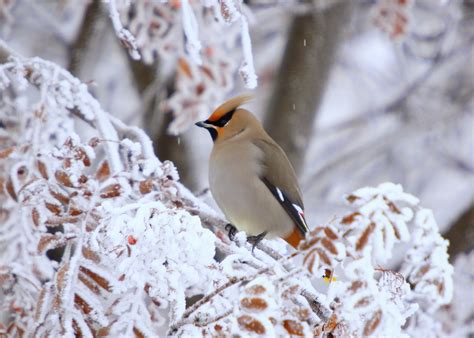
[1,0,472,259]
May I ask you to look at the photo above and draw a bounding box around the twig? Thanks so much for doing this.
[168,266,271,334]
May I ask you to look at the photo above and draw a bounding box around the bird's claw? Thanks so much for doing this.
[225,223,237,241]
[247,231,267,253]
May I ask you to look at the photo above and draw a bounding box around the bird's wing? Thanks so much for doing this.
[253,138,309,235]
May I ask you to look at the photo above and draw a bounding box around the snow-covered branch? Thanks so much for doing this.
[0,43,461,337]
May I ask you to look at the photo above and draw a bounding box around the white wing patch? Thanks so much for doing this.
[292,203,309,232]
[276,187,284,201]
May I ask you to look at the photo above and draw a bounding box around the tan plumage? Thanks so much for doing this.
[195,95,308,248]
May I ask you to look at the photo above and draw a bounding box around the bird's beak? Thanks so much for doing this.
[195,121,211,128]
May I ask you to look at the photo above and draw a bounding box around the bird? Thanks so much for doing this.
[195,94,309,249]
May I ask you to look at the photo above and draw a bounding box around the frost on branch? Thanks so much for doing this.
[108,0,258,134]
[0,54,459,336]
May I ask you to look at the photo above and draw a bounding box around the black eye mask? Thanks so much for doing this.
[206,108,236,128]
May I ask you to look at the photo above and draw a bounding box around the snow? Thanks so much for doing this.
[1,1,471,336]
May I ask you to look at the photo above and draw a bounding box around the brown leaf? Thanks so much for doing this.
[34,287,48,321]
[133,327,145,338]
[0,208,9,223]
[363,309,382,336]
[36,160,49,179]
[304,251,316,274]
[89,137,100,148]
[139,179,153,194]
[5,178,17,201]
[45,202,61,215]
[386,200,401,214]
[79,266,111,292]
[240,297,268,311]
[38,234,64,254]
[356,222,376,251]
[355,296,373,308]
[246,284,266,295]
[323,227,338,240]
[283,320,304,336]
[346,194,359,203]
[316,247,331,265]
[321,238,338,255]
[0,147,14,158]
[78,272,100,295]
[82,247,101,263]
[96,326,110,337]
[72,319,83,338]
[178,57,193,78]
[74,294,91,314]
[299,236,320,251]
[69,207,83,216]
[75,148,91,167]
[96,161,110,181]
[55,170,73,188]
[56,263,70,293]
[100,184,121,199]
[341,212,361,225]
[237,315,265,335]
[324,313,338,333]
[349,280,365,292]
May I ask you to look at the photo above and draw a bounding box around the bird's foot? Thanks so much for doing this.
[247,231,267,253]
[225,223,237,241]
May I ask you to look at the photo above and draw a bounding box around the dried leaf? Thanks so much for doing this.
[354,296,373,308]
[36,160,49,179]
[316,248,331,265]
[321,238,338,255]
[5,178,17,201]
[237,315,265,334]
[96,161,110,181]
[324,313,338,333]
[56,263,70,293]
[55,170,73,188]
[283,320,304,336]
[100,184,121,199]
[246,284,266,295]
[38,234,64,254]
[72,319,83,338]
[82,247,101,263]
[45,202,61,215]
[0,147,14,158]
[133,327,145,338]
[79,266,111,292]
[89,137,100,148]
[178,57,192,78]
[240,297,268,311]
[78,273,100,295]
[323,227,338,240]
[346,194,359,203]
[363,309,382,336]
[49,188,70,205]
[349,280,365,292]
[74,294,91,314]
[341,212,361,225]
[139,179,153,194]
[75,148,91,167]
[356,222,376,251]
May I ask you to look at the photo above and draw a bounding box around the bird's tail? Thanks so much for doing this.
[284,227,305,249]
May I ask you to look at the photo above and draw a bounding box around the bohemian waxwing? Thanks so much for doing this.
[195,95,309,249]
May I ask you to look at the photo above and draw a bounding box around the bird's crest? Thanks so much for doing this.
[208,94,253,122]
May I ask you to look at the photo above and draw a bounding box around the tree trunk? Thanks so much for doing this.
[264,1,351,174]
[444,204,474,259]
